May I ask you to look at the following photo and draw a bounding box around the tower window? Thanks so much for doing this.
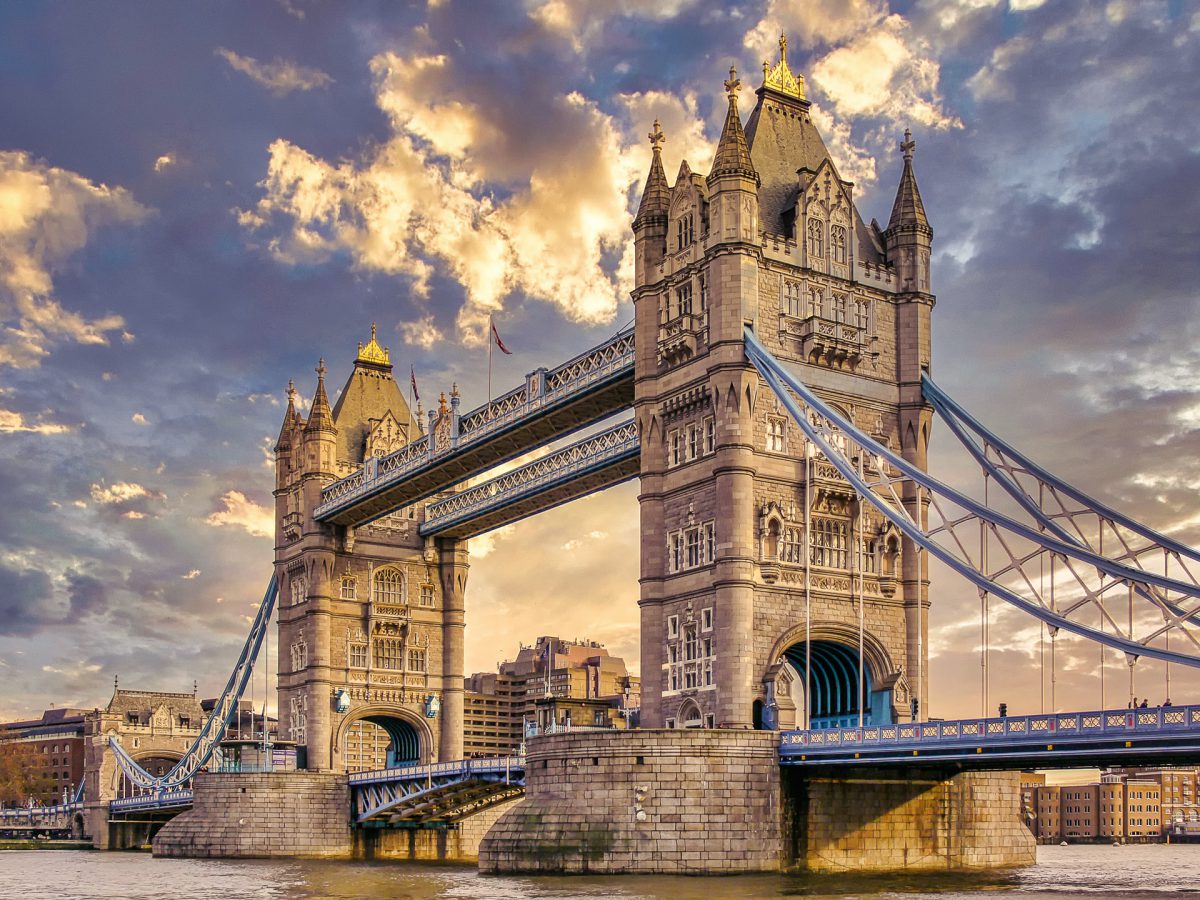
[677,213,694,250]
[340,577,357,600]
[688,424,700,460]
[809,287,823,318]
[419,584,435,607]
[767,417,787,453]
[374,638,403,670]
[830,224,847,264]
[704,416,716,454]
[407,648,426,672]
[699,272,708,311]
[670,430,682,467]
[811,518,849,569]
[290,576,307,607]
[808,219,824,258]
[349,643,368,668]
[677,281,693,316]
[373,567,405,606]
[784,279,804,317]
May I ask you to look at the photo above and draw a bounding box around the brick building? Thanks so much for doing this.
[1033,773,1167,843]
[0,707,88,805]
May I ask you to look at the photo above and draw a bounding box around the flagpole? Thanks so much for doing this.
[487,315,493,405]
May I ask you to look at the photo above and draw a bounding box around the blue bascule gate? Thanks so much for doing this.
[95,44,1200,863]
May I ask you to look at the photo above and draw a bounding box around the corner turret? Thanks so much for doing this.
[633,120,671,288]
[883,130,933,293]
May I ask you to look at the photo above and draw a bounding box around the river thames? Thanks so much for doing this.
[3,844,1199,898]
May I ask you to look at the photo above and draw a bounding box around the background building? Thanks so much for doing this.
[462,636,640,757]
[1032,771,1173,843]
[0,708,88,805]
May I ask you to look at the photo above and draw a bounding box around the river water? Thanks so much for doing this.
[2,844,1198,898]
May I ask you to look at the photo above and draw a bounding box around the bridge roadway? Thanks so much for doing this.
[781,703,1200,769]
[314,328,634,527]
[98,704,1200,825]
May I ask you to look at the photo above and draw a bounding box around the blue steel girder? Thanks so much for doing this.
[315,328,634,527]
[350,757,525,825]
[420,419,640,539]
[781,704,1200,769]
[744,327,1200,668]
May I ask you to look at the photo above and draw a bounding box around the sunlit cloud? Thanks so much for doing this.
[205,490,273,538]
[0,151,148,367]
[0,408,71,434]
[215,48,333,95]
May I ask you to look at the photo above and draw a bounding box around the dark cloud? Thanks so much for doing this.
[0,564,54,637]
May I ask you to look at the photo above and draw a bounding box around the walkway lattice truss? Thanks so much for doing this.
[744,327,1200,669]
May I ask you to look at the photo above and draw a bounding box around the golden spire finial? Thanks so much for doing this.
[649,119,665,152]
[762,32,805,101]
[355,322,391,366]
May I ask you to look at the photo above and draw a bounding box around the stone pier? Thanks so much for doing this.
[153,772,351,858]
[480,729,783,874]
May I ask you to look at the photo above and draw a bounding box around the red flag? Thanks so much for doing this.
[490,319,512,355]
[410,366,420,402]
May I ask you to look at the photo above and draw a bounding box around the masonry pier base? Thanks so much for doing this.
[480,731,1035,875]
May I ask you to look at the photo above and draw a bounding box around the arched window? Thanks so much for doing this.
[807,218,824,258]
[808,287,823,318]
[290,576,307,607]
[830,224,847,263]
[373,567,405,606]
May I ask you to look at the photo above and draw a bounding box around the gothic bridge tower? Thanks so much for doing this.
[274,327,468,770]
[632,38,934,730]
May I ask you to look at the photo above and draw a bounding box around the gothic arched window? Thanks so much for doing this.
[830,224,847,263]
[373,567,405,606]
[808,218,824,258]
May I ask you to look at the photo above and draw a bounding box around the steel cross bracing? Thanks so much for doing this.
[314,328,635,526]
[780,703,1200,768]
[350,756,525,825]
[923,373,1200,619]
[108,575,278,794]
[421,418,640,539]
[744,327,1200,668]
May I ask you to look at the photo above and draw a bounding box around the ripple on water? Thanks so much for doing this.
[2,844,1199,899]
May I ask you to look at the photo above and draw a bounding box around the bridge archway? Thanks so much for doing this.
[763,624,899,729]
[116,751,182,798]
[334,706,433,772]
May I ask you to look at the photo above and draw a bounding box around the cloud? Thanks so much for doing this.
[89,481,159,504]
[0,408,71,434]
[808,15,961,130]
[0,151,148,367]
[181,569,201,579]
[65,569,108,617]
[744,0,886,52]
[205,490,273,538]
[528,0,699,52]
[154,154,175,172]
[131,412,148,425]
[399,314,443,350]
[0,563,54,636]
[215,48,333,95]
[240,50,668,343]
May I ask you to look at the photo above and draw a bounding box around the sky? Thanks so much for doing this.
[2,0,1199,724]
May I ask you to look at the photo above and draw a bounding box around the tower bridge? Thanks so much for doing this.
[85,41,1200,873]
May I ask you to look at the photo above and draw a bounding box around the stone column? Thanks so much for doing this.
[437,538,468,761]
[304,550,336,770]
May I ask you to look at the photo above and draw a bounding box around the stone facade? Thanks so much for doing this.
[274,330,467,771]
[479,730,782,874]
[790,767,1035,871]
[632,42,932,730]
[152,772,351,858]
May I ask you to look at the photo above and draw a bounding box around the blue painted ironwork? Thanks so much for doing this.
[744,326,1200,667]
[781,704,1200,766]
[350,755,525,825]
[108,789,194,813]
[315,328,634,523]
[108,575,278,793]
[420,418,639,538]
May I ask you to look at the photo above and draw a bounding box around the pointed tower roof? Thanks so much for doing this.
[633,120,670,230]
[708,66,758,185]
[886,130,931,234]
[274,380,298,452]
[304,358,335,434]
[331,325,421,465]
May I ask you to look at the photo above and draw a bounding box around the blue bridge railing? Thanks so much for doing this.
[781,704,1200,765]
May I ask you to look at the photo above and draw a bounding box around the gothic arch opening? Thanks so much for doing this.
[779,639,893,729]
[337,708,430,772]
[116,752,182,798]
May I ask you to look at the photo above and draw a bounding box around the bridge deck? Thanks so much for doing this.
[420,419,639,539]
[781,705,1200,769]
[316,329,634,527]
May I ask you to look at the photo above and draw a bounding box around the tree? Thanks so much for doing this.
[0,742,54,806]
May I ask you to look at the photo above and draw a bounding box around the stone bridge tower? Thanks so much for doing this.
[274,327,467,770]
[632,41,934,730]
